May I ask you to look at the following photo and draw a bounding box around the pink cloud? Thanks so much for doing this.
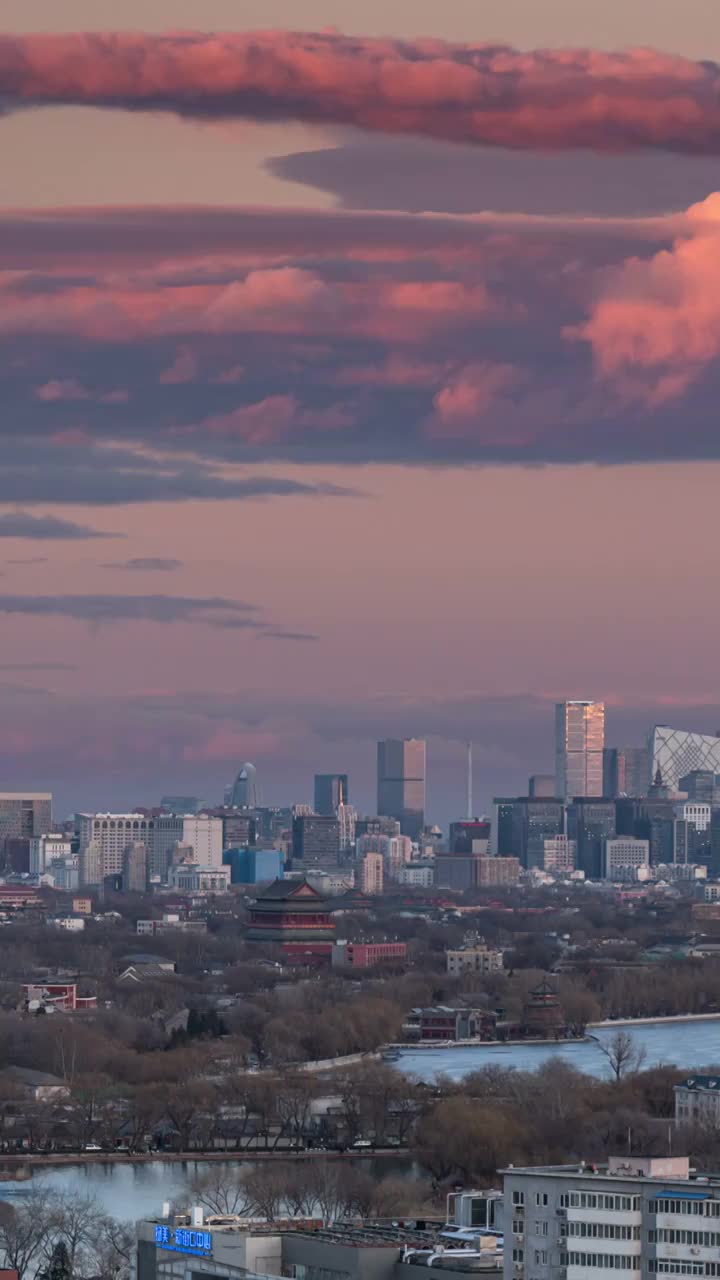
[199,396,353,444]
[212,364,246,385]
[431,362,520,436]
[159,346,198,384]
[571,192,720,402]
[1,31,720,154]
[34,378,129,403]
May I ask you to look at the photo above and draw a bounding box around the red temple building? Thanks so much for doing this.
[247,878,335,964]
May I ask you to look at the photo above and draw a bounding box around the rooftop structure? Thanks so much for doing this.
[137,1198,503,1280]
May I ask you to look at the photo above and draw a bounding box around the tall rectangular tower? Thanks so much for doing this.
[314,774,349,815]
[377,738,426,840]
[555,701,605,800]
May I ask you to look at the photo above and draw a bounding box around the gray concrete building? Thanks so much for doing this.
[502,1154,720,1280]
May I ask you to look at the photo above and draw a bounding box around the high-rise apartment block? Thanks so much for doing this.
[377,738,426,840]
[313,774,349,815]
[360,851,384,896]
[555,701,605,800]
[123,842,148,893]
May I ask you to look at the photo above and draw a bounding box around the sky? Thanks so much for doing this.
[3,1,720,823]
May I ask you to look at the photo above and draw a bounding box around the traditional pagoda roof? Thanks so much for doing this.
[528,977,559,1001]
[253,877,324,903]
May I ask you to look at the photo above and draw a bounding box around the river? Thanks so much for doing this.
[2,1017,720,1221]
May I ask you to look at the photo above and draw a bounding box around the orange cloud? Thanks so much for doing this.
[572,192,720,402]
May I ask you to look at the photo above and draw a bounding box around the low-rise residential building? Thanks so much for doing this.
[674,1075,720,1126]
[21,978,96,1011]
[332,940,407,969]
[47,915,85,931]
[136,917,208,935]
[0,1066,70,1101]
[446,945,504,975]
[396,863,434,888]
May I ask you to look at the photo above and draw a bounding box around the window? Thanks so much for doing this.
[512,1248,524,1263]
[535,1192,549,1206]
[512,1191,525,1206]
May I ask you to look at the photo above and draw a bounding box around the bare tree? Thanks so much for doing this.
[188,1170,254,1217]
[243,1165,287,1221]
[0,1190,57,1280]
[597,1030,647,1082]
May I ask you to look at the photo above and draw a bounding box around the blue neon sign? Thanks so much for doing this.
[154,1226,212,1256]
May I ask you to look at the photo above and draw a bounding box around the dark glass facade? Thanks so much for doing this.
[313,774,349,815]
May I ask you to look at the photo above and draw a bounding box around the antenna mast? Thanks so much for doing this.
[466,742,473,820]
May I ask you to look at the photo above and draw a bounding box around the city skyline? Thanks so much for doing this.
[2,1,720,820]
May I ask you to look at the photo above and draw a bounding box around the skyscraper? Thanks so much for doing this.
[314,774,349,816]
[603,746,649,797]
[649,726,720,792]
[227,763,259,809]
[567,798,616,878]
[377,738,426,840]
[122,842,148,893]
[555,701,605,800]
[291,814,341,867]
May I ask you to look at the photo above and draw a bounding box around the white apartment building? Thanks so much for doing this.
[603,837,650,880]
[30,834,71,875]
[76,813,222,883]
[674,1076,720,1128]
[446,946,504,976]
[502,1155,720,1280]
